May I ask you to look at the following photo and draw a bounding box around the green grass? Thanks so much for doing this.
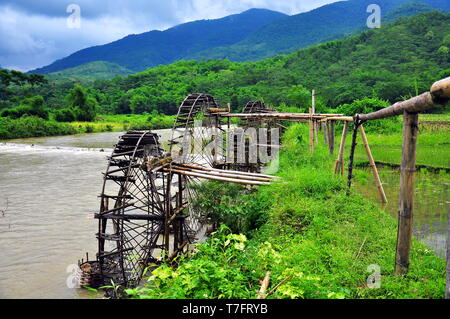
[126,124,445,299]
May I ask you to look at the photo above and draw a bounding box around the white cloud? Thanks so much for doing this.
[0,0,339,71]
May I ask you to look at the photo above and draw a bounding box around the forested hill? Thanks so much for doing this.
[32,9,287,74]
[188,0,450,62]
[84,12,449,115]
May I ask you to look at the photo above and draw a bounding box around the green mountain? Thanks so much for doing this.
[32,1,448,79]
[83,11,448,115]
[189,0,449,62]
[32,9,287,74]
[46,61,133,82]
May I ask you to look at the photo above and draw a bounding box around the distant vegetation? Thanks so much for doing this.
[46,61,133,83]
[32,8,287,74]
[33,0,449,76]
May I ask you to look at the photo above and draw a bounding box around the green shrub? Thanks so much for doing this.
[0,116,77,139]
[55,108,77,122]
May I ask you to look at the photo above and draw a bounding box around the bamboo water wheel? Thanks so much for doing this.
[85,131,195,290]
[80,95,280,292]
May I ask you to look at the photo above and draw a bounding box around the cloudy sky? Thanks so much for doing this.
[0,0,338,71]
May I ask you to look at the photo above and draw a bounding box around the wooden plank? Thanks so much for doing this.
[309,107,314,153]
[358,92,435,121]
[165,168,270,186]
[395,112,419,275]
[257,271,271,299]
[172,165,273,182]
[446,194,450,299]
[359,125,387,204]
[174,163,279,179]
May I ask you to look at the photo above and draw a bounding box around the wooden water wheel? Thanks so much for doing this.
[90,131,193,289]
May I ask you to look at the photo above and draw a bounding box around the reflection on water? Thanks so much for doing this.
[355,167,449,257]
[0,130,171,299]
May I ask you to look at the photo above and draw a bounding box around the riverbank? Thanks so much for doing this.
[0,114,175,139]
[126,123,446,299]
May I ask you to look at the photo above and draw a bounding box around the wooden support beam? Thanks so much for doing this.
[357,77,450,122]
[175,163,279,179]
[334,121,349,175]
[446,197,450,298]
[395,112,419,275]
[328,120,335,155]
[257,271,271,299]
[359,125,387,204]
[312,90,318,144]
[320,116,354,122]
[323,121,329,145]
[309,107,314,152]
[165,167,270,186]
[172,165,274,182]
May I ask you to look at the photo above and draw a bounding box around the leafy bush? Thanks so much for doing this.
[0,95,49,120]
[190,181,270,234]
[55,108,77,122]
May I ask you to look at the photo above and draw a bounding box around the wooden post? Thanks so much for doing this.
[328,120,335,155]
[446,198,450,298]
[395,112,419,275]
[312,90,318,144]
[359,125,388,204]
[323,122,329,145]
[334,121,349,175]
[309,107,314,152]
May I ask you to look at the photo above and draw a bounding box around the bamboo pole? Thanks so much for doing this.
[257,271,271,299]
[395,112,419,275]
[312,90,318,144]
[328,120,335,155]
[334,121,349,175]
[171,165,274,182]
[347,120,359,193]
[174,163,278,179]
[446,199,450,298]
[323,122,329,145]
[357,77,449,122]
[359,125,388,204]
[320,116,354,122]
[165,168,270,186]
